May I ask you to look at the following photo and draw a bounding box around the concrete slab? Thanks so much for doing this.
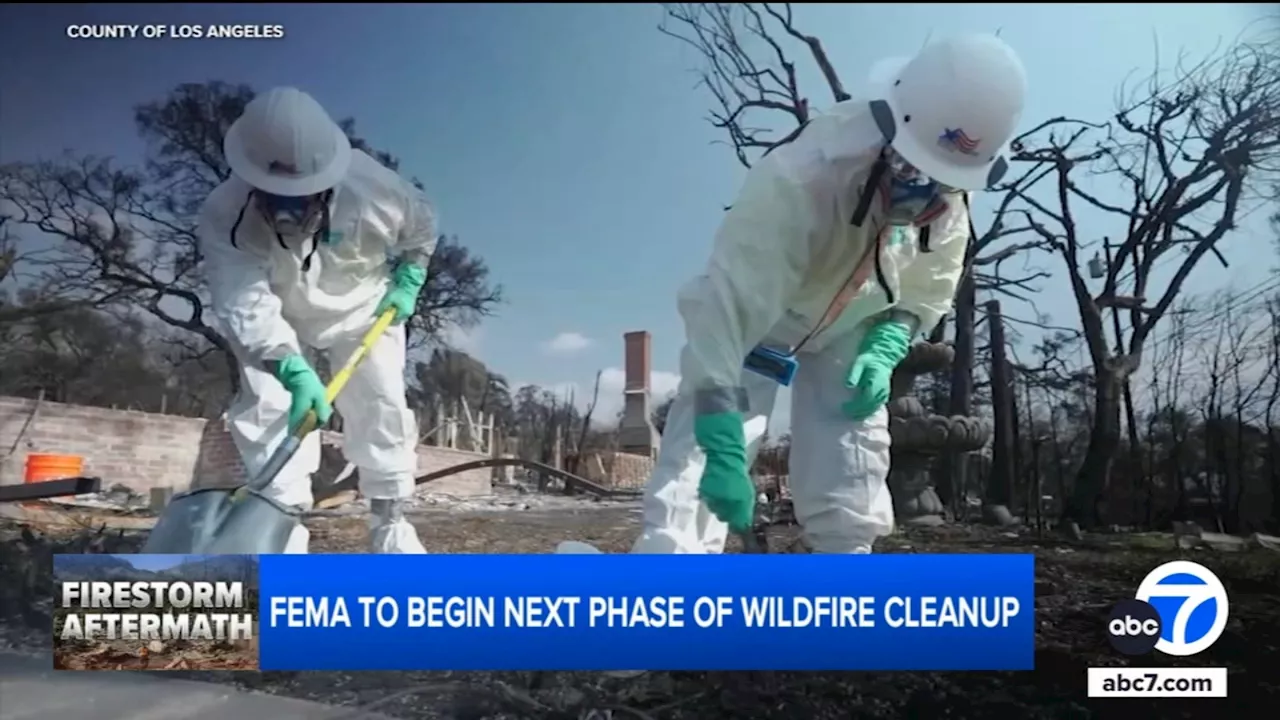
[0,651,396,720]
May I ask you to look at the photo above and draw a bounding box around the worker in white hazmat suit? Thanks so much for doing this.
[559,33,1027,556]
[198,87,436,554]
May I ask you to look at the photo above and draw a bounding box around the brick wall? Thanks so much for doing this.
[577,449,784,494]
[577,449,655,491]
[0,396,491,497]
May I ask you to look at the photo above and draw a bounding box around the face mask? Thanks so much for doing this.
[880,149,950,227]
[255,191,325,237]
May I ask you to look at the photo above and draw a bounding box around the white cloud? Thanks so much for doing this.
[542,331,592,355]
[590,367,682,423]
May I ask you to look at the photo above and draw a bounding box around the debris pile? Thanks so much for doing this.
[42,483,151,514]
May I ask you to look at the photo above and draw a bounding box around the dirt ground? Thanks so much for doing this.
[3,502,1278,719]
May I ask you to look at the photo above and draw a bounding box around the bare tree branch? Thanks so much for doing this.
[1010,31,1280,526]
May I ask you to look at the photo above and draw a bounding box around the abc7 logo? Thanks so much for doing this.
[1106,560,1230,657]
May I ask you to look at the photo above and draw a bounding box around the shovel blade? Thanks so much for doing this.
[141,487,302,554]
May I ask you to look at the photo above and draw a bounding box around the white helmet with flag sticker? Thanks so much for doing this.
[867,33,1027,191]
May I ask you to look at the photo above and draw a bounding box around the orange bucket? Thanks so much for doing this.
[24,453,85,483]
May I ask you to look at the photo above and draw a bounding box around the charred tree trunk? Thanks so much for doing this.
[1269,430,1280,533]
[1171,414,1188,521]
[940,271,976,509]
[1103,239,1144,521]
[1068,369,1123,527]
[985,300,1016,510]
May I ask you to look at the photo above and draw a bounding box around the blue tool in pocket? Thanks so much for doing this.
[743,345,799,387]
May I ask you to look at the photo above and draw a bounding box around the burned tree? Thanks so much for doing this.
[659,3,848,168]
[0,216,130,325]
[1013,36,1280,527]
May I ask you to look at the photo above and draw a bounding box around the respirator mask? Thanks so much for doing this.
[880,148,950,227]
[254,190,329,238]
[846,145,958,307]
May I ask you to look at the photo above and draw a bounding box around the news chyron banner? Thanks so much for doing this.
[52,554,258,671]
[53,554,1034,671]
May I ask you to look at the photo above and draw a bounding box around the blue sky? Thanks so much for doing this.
[1,4,1273,431]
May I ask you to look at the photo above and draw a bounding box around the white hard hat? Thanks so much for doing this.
[223,87,352,197]
[867,34,1027,191]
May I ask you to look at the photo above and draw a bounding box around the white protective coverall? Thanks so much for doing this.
[630,34,1025,555]
[199,92,437,554]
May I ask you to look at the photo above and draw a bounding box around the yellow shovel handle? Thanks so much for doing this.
[232,308,401,501]
[291,307,399,439]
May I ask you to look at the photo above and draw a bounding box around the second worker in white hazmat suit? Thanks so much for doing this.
[565,33,1028,556]
[199,87,436,554]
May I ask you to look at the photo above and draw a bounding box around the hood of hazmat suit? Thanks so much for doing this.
[622,33,1026,556]
[198,87,437,554]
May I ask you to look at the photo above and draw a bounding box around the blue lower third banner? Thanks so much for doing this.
[258,554,1035,671]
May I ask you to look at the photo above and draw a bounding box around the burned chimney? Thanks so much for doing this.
[617,331,659,458]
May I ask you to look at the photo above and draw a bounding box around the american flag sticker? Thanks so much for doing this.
[938,128,981,156]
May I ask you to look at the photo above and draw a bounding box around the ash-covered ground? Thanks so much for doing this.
[2,491,1276,720]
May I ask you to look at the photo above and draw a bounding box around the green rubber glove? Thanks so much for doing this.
[693,412,755,533]
[274,354,333,434]
[375,262,428,325]
[842,320,913,422]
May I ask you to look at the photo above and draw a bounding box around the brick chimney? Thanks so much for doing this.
[618,331,659,458]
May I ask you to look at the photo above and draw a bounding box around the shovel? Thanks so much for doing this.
[141,308,398,554]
